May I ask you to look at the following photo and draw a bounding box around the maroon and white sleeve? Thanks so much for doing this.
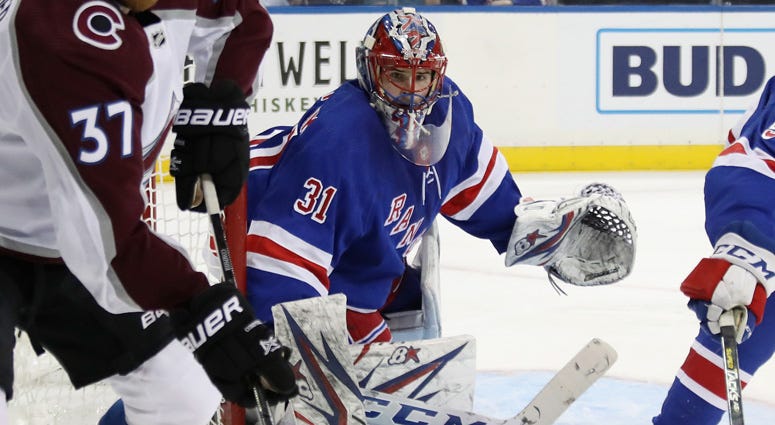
[13,0,209,312]
[188,0,273,97]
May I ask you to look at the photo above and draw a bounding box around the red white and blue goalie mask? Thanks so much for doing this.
[356,8,450,166]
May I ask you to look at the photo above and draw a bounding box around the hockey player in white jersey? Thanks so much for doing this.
[244,8,638,347]
[0,0,296,424]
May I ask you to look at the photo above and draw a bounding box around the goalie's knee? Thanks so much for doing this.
[346,309,392,344]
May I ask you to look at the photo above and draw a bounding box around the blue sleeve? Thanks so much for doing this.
[704,166,775,255]
[438,82,522,253]
[446,175,521,254]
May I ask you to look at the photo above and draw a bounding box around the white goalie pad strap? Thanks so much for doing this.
[505,183,637,286]
[712,232,775,297]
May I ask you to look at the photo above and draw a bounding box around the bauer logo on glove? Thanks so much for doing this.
[505,183,637,287]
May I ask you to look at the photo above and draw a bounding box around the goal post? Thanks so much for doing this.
[219,186,248,425]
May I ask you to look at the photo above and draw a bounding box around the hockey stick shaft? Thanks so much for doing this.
[719,309,745,425]
[201,174,273,425]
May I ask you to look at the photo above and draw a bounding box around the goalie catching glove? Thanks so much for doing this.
[170,80,250,212]
[505,183,636,286]
[171,284,298,407]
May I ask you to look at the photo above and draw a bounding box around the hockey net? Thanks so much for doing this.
[8,152,248,425]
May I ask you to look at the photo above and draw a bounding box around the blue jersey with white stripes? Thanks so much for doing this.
[705,75,775,254]
[245,78,521,323]
[654,75,775,425]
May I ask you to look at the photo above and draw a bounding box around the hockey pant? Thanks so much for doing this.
[0,255,220,425]
[345,266,423,344]
[99,340,221,425]
[347,260,444,345]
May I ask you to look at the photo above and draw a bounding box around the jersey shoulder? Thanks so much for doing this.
[15,0,153,101]
[287,82,386,160]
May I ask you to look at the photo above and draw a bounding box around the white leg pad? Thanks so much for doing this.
[106,340,221,425]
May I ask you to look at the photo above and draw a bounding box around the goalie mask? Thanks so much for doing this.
[504,183,637,287]
[356,8,449,166]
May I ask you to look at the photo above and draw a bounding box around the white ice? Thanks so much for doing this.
[441,171,775,424]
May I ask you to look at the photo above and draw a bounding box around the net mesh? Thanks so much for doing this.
[8,154,237,425]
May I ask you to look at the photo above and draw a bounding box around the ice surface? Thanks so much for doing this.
[9,171,775,424]
[444,171,775,423]
[474,371,775,424]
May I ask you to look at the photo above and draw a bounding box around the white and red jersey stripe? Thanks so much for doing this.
[441,134,510,221]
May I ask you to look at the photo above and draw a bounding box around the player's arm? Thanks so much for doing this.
[680,167,775,343]
[437,90,636,287]
[187,0,273,97]
[14,3,212,312]
[679,82,775,343]
[244,180,339,323]
[440,128,522,253]
[165,0,272,210]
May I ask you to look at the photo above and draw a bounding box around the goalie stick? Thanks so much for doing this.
[273,295,617,425]
[719,309,745,425]
[201,174,272,425]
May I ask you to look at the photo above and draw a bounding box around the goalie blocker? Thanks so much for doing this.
[505,183,637,287]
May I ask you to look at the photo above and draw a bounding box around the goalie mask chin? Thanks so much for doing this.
[356,7,449,166]
[504,183,637,287]
[370,94,453,167]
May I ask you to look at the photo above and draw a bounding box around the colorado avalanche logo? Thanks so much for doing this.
[73,1,125,51]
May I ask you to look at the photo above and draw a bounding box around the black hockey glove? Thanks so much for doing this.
[172,284,298,408]
[170,80,250,212]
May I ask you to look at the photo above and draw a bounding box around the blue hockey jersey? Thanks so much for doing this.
[705,75,775,262]
[653,76,775,425]
[245,79,522,323]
